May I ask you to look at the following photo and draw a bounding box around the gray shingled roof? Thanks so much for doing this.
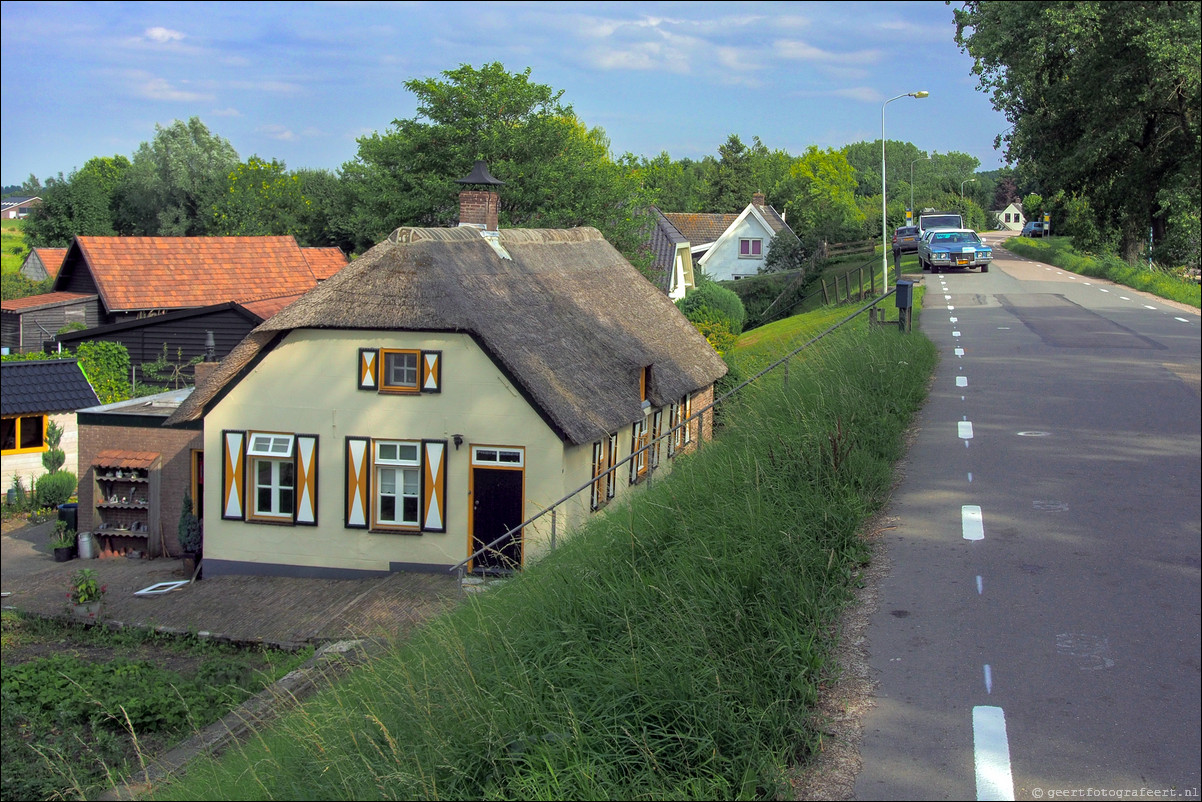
[647,207,690,292]
[1,359,99,415]
[169,226,727,445]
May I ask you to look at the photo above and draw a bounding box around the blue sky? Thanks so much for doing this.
[0,1,1011,188]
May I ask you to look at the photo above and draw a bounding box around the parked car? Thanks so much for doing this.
[918,228,993,273]
[892,226,921,257]
[1021,221,1045,238]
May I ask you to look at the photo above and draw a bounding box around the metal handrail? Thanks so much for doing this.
[451,290,897,579]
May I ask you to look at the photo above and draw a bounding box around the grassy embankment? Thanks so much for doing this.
[1,218,28,274]
[1005,235,1200,308]
[145,295,937,801]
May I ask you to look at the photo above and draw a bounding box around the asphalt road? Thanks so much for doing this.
[853,237,1201,801]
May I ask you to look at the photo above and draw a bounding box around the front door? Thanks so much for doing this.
[470,447,524,574]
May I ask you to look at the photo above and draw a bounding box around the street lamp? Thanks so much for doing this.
[882,91,929,294]
[910,155,931,223]
[961,177,977,199]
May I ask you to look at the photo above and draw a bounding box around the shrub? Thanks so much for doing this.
[41,419,66,475]
[35,471,77,510]
[178,494,203,554]
[677,279,747,334]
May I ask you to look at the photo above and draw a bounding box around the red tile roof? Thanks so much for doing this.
[74,236,323,313]
[238,293,305,320]
[303,247,349,280]
[1,291,97,312]
[32,247,69,279]
[661,213,739,246]
[94,449,159,470]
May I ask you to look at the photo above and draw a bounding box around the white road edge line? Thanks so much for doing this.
[973,705,1015,801]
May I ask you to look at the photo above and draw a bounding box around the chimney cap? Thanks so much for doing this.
[455,160,505,187]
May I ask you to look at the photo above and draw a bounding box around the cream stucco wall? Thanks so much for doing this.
[202,329,707,578]
[203,329,573,575]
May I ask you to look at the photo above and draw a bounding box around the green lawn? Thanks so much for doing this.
[1,218,28,274]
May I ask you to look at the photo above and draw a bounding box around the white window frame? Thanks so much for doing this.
[247,432,294,458]
[251,454,295,521]
[472,446,524,467]
[374,440,421,529]
[738,237,763,259]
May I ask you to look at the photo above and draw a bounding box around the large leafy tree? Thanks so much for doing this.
[211,156,308,237]
[114,117,240,236]
[342,63,651,260]
[25,156,130,247]
[775,146,864,246]
[955,1,1200,263]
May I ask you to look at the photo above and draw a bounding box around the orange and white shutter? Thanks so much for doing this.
[221,430,245,520]
[295,435,318,525]
[421,351,442,393]
[358,349,378,390]
[345,437,370,528]
[422,440,447,532]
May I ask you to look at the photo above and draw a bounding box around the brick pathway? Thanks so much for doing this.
[1,518,461,650]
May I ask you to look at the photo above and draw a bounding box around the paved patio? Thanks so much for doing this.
[1,517,462,650]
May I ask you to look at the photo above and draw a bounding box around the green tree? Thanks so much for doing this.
[24,156,130,247]
[342,63,652,262]
[955,0,1201,264]
[114,117,240,236]
[775,146,864,247]
[212,156,308,236]
[621,152,710,212]
[707,134,759,212]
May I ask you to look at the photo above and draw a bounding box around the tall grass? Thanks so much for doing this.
[1006,236,1201,308]
[149,303,937,801]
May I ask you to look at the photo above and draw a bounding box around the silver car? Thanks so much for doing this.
[918,229,993,273]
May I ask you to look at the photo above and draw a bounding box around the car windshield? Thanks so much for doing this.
[934,233,982,244]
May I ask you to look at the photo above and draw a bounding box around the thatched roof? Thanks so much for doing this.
[169,226,726,445]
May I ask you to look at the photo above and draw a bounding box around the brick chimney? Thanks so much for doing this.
[752,192,766,206]
[455,160,505,232]
[458,189,500,232]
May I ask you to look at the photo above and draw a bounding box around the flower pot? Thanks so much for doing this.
[71,602,102,620]
[54,546,75,562]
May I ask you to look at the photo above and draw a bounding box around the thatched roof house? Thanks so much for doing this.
[166,169,726,579]
[171,225,725,444]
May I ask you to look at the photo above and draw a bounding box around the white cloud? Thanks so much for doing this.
[259,124,296,141]
[137,76,211,102]
[211,107,242,117]
[775,39,881,65]
[229,80,304,95]
[829,86,883,103]
[144,26,185,44]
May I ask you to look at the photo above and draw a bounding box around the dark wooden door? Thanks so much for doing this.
[471,468,523,574]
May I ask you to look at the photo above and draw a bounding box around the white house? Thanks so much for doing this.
[659,193,795,282]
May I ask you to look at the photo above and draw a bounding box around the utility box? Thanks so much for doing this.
[895,280,914,309]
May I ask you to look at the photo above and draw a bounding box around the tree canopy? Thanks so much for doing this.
[955,0,1200,264]
[341,63,652,260]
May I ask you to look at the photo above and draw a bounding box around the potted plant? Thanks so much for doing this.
[50,521,77,562]
[67,567,106,620]
[178,494,203,578]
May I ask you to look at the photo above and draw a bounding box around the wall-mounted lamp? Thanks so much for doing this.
[452,434,464,450]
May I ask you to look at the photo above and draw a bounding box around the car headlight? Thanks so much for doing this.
[933,252,949,260]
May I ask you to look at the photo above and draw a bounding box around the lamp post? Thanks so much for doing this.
[882,91,929,294]
[960,177,977,199]
[910,155,931,222]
